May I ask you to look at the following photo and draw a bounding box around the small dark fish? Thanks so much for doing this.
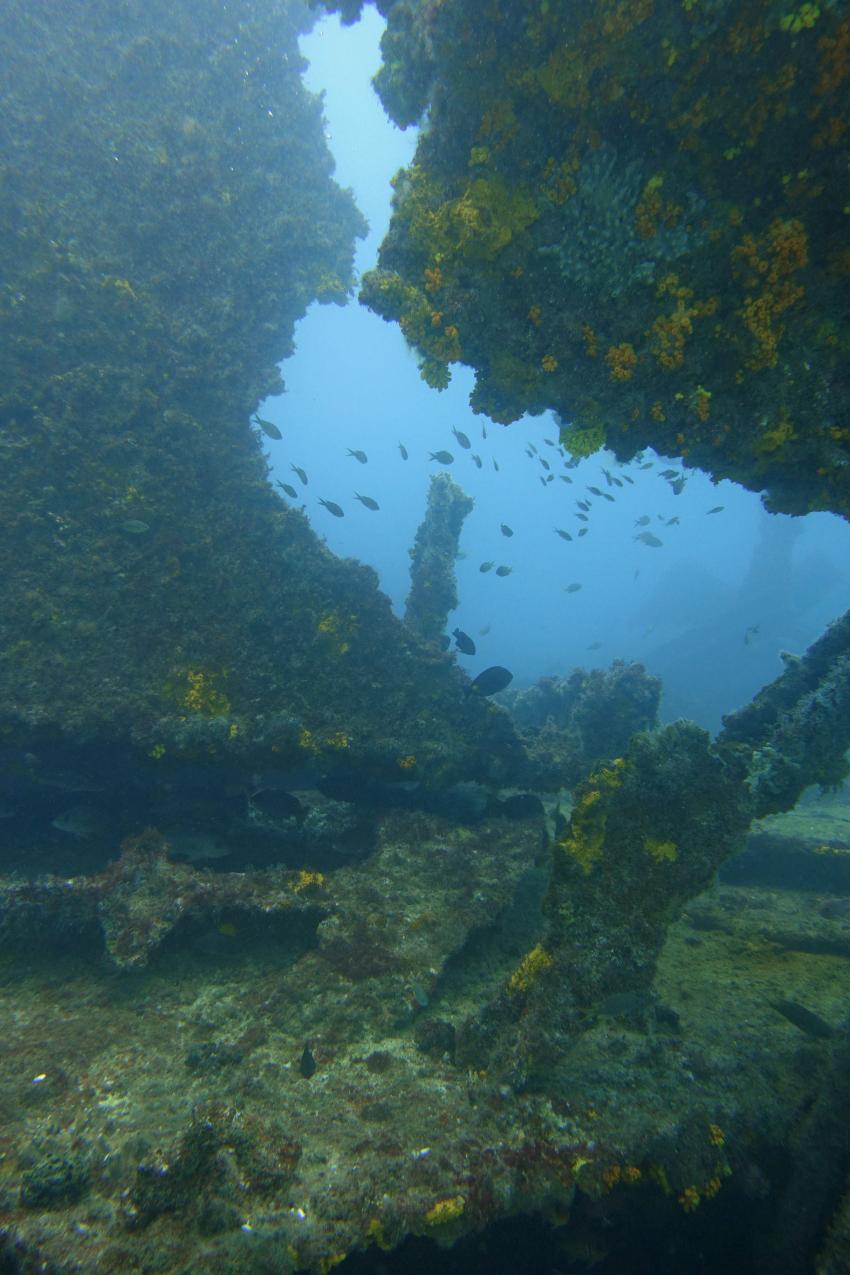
[659,468,679,479]
[471,454,483,468]
[640,461,655,470]
[819,898,850,920]
[498,793,545,819]
[493,458,500,472]
[253,414,282,441]
[598,990,652,1019]
[299,1040,317,1077]
[410,982,430,1008]
[577,500,591,512]
[554,528,572,541]
[545,474,554,483]
[564,582,582,593]
[452,427,471,449]
[430,450,454,464]
[319,498,344,518]
[587,641,603,650]
[354,493,380,511]
[347,448,368,464]
[453,627,476,655]
[539,457,551,471]
[576,513,589,523]
[706,505,725,514]
[559,474,573,484]
[250,788,304,820]
[587,486,603,497]
[539,476,547,487]
[51,805,106,839]
[635,515,651,526]
[32,768,106,794]
[635,531,663,547]
[544,438,556,447]
[120,519,149,534]
[481,424,488,439]
[479,561,495,573]
[665,516,680,526]
[670,478,687,495]
[469,665,513,696]
[622,473,634,485]
[277,481,299,499]
[291,464,308,485]
[577,527,589,537]
[495,565,512,577]
[744,624,760,645]
[525,448,535,459]
[772,999,835,1039]
[500,523,514,538]
[601,492,615,502]
[398,442,409,460]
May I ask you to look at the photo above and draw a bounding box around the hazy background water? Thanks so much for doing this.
[258,9,850,733]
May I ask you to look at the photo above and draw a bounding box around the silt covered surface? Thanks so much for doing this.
[1,805,850,1272]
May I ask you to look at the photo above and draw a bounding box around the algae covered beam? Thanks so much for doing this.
[540,722,752,1006]
[463,614,850,1079]
[0,829,331,970]
[532,612,850,1018]
[718,607,850,816]
[456,719,754,1079]
[404,472,473,644]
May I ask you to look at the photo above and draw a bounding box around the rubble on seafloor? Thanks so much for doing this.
[0,797,849,1273]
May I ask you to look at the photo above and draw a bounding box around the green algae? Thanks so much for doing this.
[0,0,526,799]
